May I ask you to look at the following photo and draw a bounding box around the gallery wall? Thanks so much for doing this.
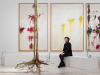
[0,0,100,59]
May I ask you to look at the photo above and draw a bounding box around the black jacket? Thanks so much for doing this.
[63,41,72,56]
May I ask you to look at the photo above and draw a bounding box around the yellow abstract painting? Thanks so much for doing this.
[51,3,84,51]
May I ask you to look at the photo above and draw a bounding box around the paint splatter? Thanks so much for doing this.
[98,29,100,33]
[91,40,95,49]
[32,4,35,8]
[28,36,33,42]
[27,13,44,25]
[93,36,96,39]
[94,15,96,20]
[88,15,90,24]
[28,15,34,25]
[29,43,33,49]
[98,16,100,22]
[87,26,92,50]
[32,4,40,8]
[62,24,65,44]
[92,29,96,33]
[27,26,34,33]
[87,4,90,24]
[87,4,90,14]
[68,18,75,48]
[79,16,82,25]
[79,16,82,33]
[38,13,44,17]
[20,27,25,33]
[27,13,44,50]
[96,44,100,49]
[79,16,83,49]
[68,18,75,36]
[93,22,98,29]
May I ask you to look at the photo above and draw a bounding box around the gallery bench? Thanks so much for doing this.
[50,54,98,70]
[50,54,71,67]
[1,54,48,66]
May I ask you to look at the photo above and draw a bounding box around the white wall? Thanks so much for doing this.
[0,0,100,59]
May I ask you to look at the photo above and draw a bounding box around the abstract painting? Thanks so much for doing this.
[86,3,100,51]
[18,3,48,51]
[50,3,84,51]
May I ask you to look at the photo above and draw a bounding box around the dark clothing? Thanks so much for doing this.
[63,41,72,56]
[59,41,72,67]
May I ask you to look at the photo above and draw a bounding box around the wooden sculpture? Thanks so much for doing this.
[15,0,48,74]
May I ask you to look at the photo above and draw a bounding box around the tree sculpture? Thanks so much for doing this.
[15,0,48,74]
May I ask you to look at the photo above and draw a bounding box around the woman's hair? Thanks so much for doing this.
[64,36,70,41]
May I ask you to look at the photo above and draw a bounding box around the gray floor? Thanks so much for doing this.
[0,64,100,75]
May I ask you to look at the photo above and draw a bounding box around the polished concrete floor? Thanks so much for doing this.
[0,64,100,75]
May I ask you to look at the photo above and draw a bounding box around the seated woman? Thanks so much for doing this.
[58,37,73,68]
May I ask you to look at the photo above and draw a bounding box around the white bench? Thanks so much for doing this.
[50,54,71,67]
[70,56,98,70]
[50,54,98,70]
[98,57,100,68]
[1,54,48,66]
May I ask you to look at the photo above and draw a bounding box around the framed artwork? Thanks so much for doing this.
[50,3,84,51]
[86,3,100,51]
[18,3,48,51]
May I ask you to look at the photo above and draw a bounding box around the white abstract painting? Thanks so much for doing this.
[87,4,100,51]
[19,3,48,51]
[51,3,84,51]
